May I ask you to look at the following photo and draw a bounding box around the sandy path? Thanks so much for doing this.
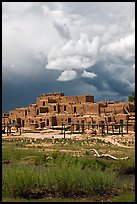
[2,131,135,148]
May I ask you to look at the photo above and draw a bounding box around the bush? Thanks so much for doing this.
[2,162,117,199]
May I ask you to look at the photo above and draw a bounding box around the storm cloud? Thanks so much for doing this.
[2,2,135,112]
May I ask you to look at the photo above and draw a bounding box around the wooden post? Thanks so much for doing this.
[120,120,123,136]
[112,125,114,134]
[72,123,74,133]
[7,126,8,136]
[121,125,123,136]
[64,124,65,139]
[107,124,108,135]
[20,127,21,135]
[101,125,103,136]
[126,120,128,134]
[118,125,120,134]
[61,122,63,134]
[82,123,84,133]
[79,123,80,133]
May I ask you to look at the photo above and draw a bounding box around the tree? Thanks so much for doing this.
[128,91,135,102]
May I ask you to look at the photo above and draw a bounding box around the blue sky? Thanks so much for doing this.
[2,2,135,113]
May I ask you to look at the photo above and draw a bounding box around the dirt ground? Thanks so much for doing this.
[2,129,135,149]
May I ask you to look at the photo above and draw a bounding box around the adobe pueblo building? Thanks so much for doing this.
[2,92,135,134]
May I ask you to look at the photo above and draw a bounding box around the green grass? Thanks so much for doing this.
[2,162,117,199]
[2,137,135,202]
[112,192,135,202]
[2,146,45,163]
[1,197,104,202]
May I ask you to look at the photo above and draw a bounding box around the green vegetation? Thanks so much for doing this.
[128,91,135,102]
[2,162,117,199]
[2,136,135,202]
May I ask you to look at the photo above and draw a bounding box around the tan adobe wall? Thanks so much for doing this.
[27,106,37,117]
[83,103,99,115]
[4,92,135,131]
[9,110,17,121]
[2,115,9,125]
[114,115,128,123]
[100,106,125,115]
[14,108,28,118]
[100,106,124,115]
[58,104,83,115]
[54,103,98,115]
[60,95,94,103]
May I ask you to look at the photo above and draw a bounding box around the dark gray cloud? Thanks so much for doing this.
[2,2,135,113]
[82,56,134,98]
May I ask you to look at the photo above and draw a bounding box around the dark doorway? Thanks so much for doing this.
[41,122,45,128]
[51,116,57,126]
[17,118,21,126]
[47,119,49,126]
[74,107,76,113]
[22,120,24,127]
[76,121,80,131]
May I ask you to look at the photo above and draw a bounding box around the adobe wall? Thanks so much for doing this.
[2,114,9,125]
[9,110,17,121]
[4,92,135,132]
[100,106,124,115]
[60,95,94,103]
[83,103,99,115]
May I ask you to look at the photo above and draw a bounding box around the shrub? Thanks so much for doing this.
[3,162,117,199]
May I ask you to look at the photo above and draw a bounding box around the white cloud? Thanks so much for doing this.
[57,70,77,81]
[82,70,97,79]
[101,33,135,60]
[46,34,100,72]
[42,5,70,39]
[2,1,135,93]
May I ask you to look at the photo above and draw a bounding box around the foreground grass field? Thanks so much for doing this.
[2,135,135,202]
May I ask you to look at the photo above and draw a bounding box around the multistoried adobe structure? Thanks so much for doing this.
[2,92,135,132]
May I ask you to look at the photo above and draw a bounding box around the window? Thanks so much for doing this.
[43,101,45,106]
[47,119,49,126]
[74,107,76,113]
[108,117,111,122]
[120,120,123,127]
[68,118,71,123]
[25,110,27,116]
[64,106,66,111]
[54,106,56,111]
[40,107,48,113]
